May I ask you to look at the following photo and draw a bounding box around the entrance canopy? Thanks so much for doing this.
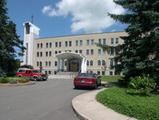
[56,52,85,59]
[56,52,87,73]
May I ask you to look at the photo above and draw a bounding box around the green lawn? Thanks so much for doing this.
[101,75,122,83]
[0,77,29,83]
[97,86,159,120]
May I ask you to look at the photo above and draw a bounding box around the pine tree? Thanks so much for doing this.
[108,0,159,84]
[0,0,24,76]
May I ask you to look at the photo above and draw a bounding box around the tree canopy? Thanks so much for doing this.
[0,0,24,76]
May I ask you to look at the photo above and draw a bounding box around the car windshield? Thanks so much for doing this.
[78,73,96,78]
[32,70,40,73]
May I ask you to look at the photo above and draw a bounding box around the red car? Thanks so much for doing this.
[74,73,101,89]
[16,69,48,81]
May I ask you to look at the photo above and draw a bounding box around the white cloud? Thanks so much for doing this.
[42,0,125,33]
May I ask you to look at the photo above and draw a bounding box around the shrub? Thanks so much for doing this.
[127,75,156,96]
[0,77,9,83]
[17,77,29,83]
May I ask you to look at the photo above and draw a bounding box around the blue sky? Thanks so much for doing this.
[7,0,127,39]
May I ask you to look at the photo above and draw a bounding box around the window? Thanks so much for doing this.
[40,61,42,66]
[80,40,83,46]
[102,71,105,75]
[79,50,82,54]
[37,61,39,66]
[49,51,52,56]
[46,52,48,57]
[86,49,89,55]
[90,60,93,66]
[49,61,51,66]
[111,38,114,44]
[110,71,113,75]
[48,71,51,74]
[37,43,39,48]
[110,47,114,55]
[97,71,100,75]
[45,61,48,66]
[58,51,61,53]
[69,41,72,47]
[98,60,101,66]
[49,42,52,48]
[59,42,61,47]
[87,60,89,66]
[37,52,39,57]
[55,51,57,54]
[98,49,102,55]
[87,40,89,45]
[55,42,58,47]
[46,43,48,48]
[55,61,57,66]
[116,38,119,44]
[103,39,106,45]
[91,49,94,55]
[110,59,114,69]
[75,40,78,46]
[40,52,42,57]
[91,39,94,45]
[40,43,43,48]
[75,50,78,53]
[98,39,101,44]
[65,41,68,47]
[102,60,106,66]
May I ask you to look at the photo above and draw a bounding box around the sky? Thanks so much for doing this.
[7,0,127,39]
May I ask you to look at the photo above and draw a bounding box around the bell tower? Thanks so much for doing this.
[22,22,40,66]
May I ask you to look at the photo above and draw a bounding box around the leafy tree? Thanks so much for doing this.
[108,0,159,85]
[0,0,24,76]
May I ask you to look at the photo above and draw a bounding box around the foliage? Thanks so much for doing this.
[0,77,29,84]
[20,65,33,69]
[97,87,159,120]
[101,75,122,83]
[127,75,156,96]
[108,0,159,84]
[0,0,25,76]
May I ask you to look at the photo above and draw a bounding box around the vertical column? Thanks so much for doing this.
[81,58,87,73]
[57,58,61,72]
[61,59,64,72]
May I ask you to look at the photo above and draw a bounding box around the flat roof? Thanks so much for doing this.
[35,31,125,40]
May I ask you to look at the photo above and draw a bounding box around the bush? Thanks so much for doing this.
[0,77,9,83]
[127,75,156,96]
[17,77,29,83]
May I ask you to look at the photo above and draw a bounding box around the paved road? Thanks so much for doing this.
[0,79,88,120]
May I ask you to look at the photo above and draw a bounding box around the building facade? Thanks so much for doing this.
[22,22,127,76]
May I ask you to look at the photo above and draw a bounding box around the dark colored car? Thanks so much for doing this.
[74,73,101,89]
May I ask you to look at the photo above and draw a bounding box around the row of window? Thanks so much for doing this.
[37,38,120,49]
[36,49,108,57]
[37,60,108,67]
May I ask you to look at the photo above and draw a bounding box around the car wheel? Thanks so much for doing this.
[33,76,37,81]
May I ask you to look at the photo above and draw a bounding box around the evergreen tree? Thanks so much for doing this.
[109,0,159,84]
[0,0,24,76]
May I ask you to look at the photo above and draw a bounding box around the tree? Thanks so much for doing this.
[109,0,159,84]
[0,0,24,76]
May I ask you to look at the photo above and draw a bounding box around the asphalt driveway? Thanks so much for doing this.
[0,79,88,120]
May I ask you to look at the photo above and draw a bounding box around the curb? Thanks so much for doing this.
[0,81,35,87]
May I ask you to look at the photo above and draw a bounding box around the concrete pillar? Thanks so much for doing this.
[57,58,61,72]
[81,58,87,73]
[61,59,64,72]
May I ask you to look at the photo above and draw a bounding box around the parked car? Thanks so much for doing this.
[74,73,101,89]
[16,68,48,81]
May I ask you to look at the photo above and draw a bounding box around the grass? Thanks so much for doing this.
[0,77,29,84]
[101,75,122,83]
[97,86,159,120]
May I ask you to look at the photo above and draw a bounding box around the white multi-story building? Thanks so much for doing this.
[22,22,127,76]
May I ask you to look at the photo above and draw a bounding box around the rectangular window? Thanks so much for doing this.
[79,50,82,54]
[40,52,42,57]
[110,47,114,55]
[37,52,39,57]
[55,61,57,66]
[37,44,39,49]
[46,52,48,57]
[40,43,43,48]
[75,50,78,53]
[103,39,106,45]
[49,61,51,66]
[69,41,72,47]
[80,40,83,46]
[37,61,39,66]
[49,51,52,57]
[91,49,94,55]
[98,49,101,55]
[97,71,100,75]
[91,39,94,45]
[86,49,89,55]
[87,40,89,46]
[59,42,62,47]
[65,41,68,47]
[46,43,48,48]
[45,61,48,66]
[116,38,119,44]
[55,51,57,54]
[76,40,78,46]
[98,39,101,44]
[102,71,105,75]
[49,42,52,48]
[111,38,114,44]
[55,42,58,47]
